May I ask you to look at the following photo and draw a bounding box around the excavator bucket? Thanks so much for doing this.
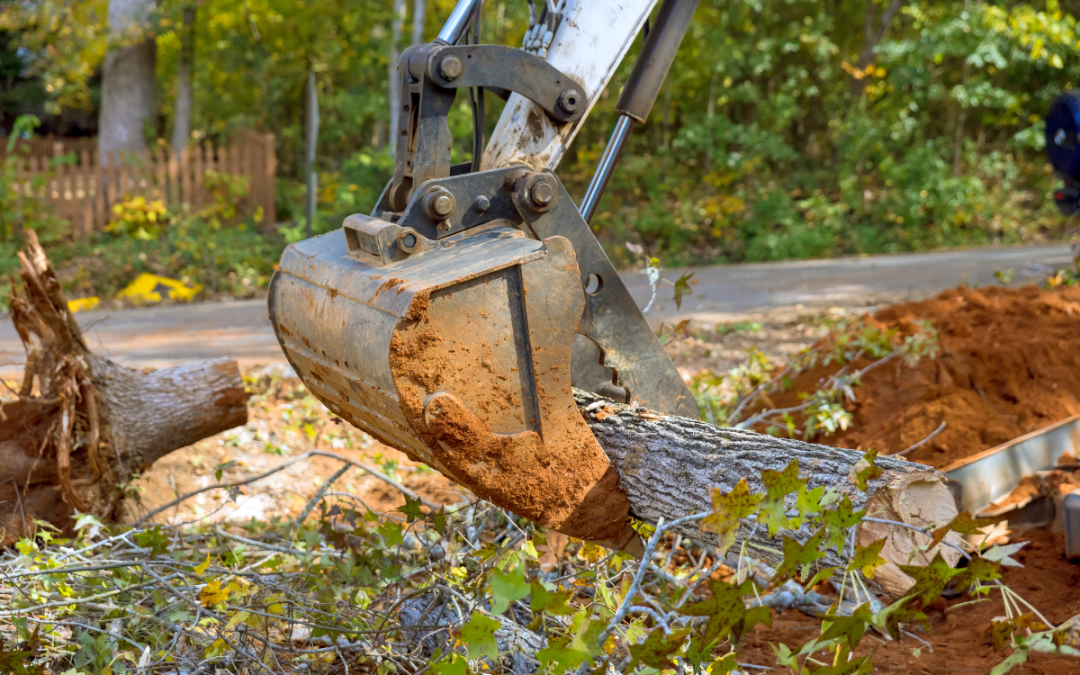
[269,171,697,552]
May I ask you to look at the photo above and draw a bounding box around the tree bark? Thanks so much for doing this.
[851,0,905,97]
[411,0,426,46]
[170,4,196,155]
[387,0,407,151]
[99,0,157,158]
[574,390,961,597]
[0,231,247,545]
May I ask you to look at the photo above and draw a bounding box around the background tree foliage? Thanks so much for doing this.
[2,0,1080,264]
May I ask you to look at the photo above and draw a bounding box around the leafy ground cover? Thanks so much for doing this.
[2,339,1078,675]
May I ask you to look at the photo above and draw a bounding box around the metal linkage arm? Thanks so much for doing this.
[386,41,589,212]
[423,45,587,124]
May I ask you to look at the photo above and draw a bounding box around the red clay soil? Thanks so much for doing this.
[779,285,1080,469]
[740,525,1080,674]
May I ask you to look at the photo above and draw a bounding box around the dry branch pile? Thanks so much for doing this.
[0,231,248,544]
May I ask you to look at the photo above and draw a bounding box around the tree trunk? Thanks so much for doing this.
[170,4,196,155]
[574,390,961,597]
[99,0,157,159]
[0,231,247,545]
[388,0,407,151]
[851,0,905,97]
[412,0,426,46]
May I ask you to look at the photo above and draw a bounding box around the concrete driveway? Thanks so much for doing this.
[1,242,1072,373]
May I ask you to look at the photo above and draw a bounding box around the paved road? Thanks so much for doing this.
[1,243,1071,373]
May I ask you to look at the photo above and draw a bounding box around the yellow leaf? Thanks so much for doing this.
[67,297,100,313]
[578,542,605,564]
[1052,54,1064,69]
[194,554,211,576]
[200,578,231,607]
[225,610,251,631]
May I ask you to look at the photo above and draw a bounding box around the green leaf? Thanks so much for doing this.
[927,510,993,549]
[628,626,692,670]
[818,603,873,648]
[535,637,592,673]
[677,577,758,645]
[801,645,875,674]
[954,555,1002,588]
[796,485,827,518]
[898,552,962,604]
[985,614,1046,650]
[758,460,807,535]
[431,654,471,675]
[490,566,530,615]
[772,642,798,668]
[988,649,1029,675]
[673,272,695,310]
[530,580,576,616]
[701,478,764,554]
[709,652,739,675]
[820,496,865,553]
[982,542,1027,568]
[456,612,500,662]
[378,521,403,547]
[215,459,237,482]
[433,508,449,535]
[874,597,930,641]
[0,636,36,675]
[400,494,424,523]
[740,605,773,638]
[803,566,841,592]
[846,538,888,579]
[771,530,827,585]
[851,449,884,491]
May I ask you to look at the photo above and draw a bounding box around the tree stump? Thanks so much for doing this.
[0,231,248,544]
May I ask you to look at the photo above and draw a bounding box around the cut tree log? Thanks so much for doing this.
[0,231,248,545]
[574,390,962,597]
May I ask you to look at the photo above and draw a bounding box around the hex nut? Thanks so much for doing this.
[433,194,454,216]
[423,189,456,220]
[558,89,581,114]
[439,55,464,80]
[530,180,555,206]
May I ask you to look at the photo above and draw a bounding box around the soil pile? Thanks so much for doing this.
[784,285,1080,468]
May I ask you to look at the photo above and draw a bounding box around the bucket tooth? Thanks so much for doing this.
[269,228,640,550]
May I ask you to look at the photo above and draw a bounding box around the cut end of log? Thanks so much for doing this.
[856,471,962,596]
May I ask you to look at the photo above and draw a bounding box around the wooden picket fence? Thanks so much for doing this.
[3,130,277,236]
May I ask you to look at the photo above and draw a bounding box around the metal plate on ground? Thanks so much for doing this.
[944,413,1080,513]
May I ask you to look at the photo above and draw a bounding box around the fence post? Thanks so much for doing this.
[263,133,277,227]
[7,132,276,238]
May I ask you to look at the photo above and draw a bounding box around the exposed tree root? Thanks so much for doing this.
[0,230,249,544]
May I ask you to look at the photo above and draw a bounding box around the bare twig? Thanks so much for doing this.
[895,421,946,456]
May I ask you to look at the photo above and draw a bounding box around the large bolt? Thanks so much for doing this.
[558,89,581,114]
[439,55,464,80]
[423,188,456,220]
[530,180,555,207]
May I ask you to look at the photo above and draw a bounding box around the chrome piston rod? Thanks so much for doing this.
[436,0,479,45]
[579,115,634,224]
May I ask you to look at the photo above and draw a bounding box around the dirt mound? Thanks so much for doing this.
[785,285,1080,468]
